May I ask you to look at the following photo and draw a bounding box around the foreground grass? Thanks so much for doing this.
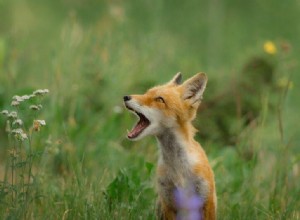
[0,0,300,219]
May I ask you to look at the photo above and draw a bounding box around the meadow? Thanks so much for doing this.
[0,0,300,219]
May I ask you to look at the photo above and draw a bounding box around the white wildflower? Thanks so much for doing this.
[1,110,9,115]
[13,119,23,126]
[8,111,18,119]
[11,100,20,107]
[12,95,23,102]
[20,132,28,140]
[11,128,23,134]
[36,120,46,126]
[33,89,49,96]
[11,128,28,141]
[30,105,40,111]
[21,95,30,100]
[33,120,46,132]
[33,89,43,95]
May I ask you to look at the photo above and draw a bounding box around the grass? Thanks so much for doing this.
[0,0,300,219]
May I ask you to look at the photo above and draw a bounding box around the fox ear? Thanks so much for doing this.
[182,73,207,105]
[168,72,182,85]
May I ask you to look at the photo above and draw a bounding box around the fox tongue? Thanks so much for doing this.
[127,114,150,139]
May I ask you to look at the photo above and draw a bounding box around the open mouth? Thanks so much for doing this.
[126,106,150,139]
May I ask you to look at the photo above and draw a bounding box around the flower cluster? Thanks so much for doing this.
[1,89,49,142]
[33,89,49,96]
[11,128,28,141]
[9,89,49,107]
[1,110,27,140]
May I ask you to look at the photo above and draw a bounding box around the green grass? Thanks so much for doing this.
[0,0,300,219]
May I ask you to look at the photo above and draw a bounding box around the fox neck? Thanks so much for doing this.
[156,123,195,167]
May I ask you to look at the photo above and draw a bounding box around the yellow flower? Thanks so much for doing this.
[263,41,277,55]
[276,77,294,90]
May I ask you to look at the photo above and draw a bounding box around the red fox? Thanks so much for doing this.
[124,72,216,220]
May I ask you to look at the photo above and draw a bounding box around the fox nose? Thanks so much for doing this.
[123,95,131,102]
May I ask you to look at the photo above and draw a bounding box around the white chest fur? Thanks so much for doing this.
[156,130,209,208]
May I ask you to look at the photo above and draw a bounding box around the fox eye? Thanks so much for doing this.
[155,96,165,103]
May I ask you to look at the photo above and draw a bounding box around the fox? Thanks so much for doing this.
[123,72,216,220]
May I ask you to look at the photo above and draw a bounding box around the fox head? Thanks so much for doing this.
[124,72,207,140]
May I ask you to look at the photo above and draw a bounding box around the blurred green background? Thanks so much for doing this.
[0,0,299,219]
